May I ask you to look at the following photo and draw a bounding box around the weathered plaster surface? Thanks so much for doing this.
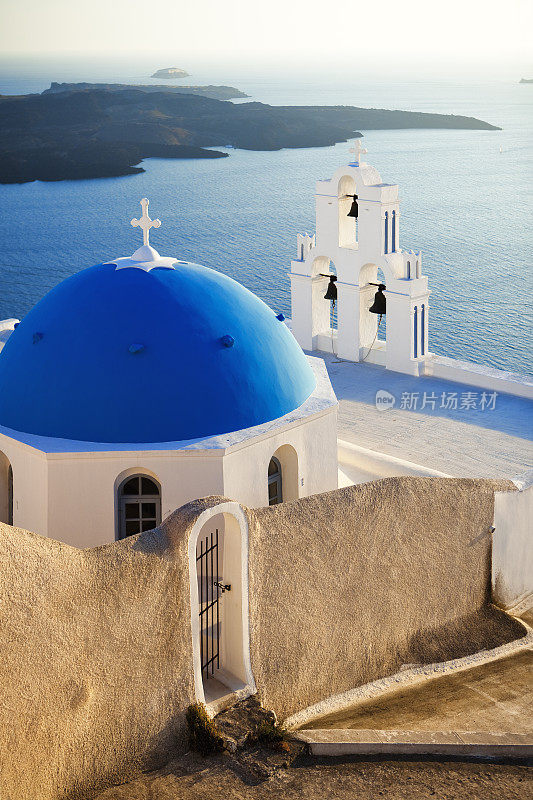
[246,477,522,719]
[287,624,532,730]
[0,478,524,799]
[0,508,197,800]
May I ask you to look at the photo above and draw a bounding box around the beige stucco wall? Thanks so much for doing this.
[246,477,522,719]
[0,508,199,800]
[0,477,523,800]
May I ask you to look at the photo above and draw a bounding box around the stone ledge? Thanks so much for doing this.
[295,728,533,758]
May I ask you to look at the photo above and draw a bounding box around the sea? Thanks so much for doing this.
[0,60,531,374]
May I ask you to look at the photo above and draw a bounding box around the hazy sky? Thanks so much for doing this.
[1,0,532,76]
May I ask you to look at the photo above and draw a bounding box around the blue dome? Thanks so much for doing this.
[0,262,315,443]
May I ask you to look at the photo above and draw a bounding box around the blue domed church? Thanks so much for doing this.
[0,200,338,547]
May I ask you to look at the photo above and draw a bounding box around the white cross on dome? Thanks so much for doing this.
[131,198,161,247]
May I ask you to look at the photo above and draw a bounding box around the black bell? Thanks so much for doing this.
[347,194,359,218]
[324,276,337,302]
[369,284,386,316]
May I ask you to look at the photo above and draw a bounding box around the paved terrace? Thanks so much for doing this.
[317,353,533,479]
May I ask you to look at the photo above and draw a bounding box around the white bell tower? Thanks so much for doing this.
[289,141,430,376]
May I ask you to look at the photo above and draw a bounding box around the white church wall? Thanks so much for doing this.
[337,283,361,361]
[0,433,47,535]
[492,470,533,618]
[0,450,10,523]
[46,452,225,548]
[41,406,337,548]
[314,185,339,254]
[290,270,331,351]
[0,451,12,526]
[222,406,338,508]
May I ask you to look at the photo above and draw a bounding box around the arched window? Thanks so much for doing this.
[407,260,411,279]
[391,210,396,252]
[384,212,389,254]
[268,457,283,506]
[421,304,426,356]
[117,474,161,540]
[0,452,13,525]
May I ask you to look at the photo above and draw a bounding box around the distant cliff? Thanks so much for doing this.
[151,67,189,79]
[0,86,501,184]
[43,82,249,101]
[519,78,533,84]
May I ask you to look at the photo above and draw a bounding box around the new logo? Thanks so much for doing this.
[375,390,396,411]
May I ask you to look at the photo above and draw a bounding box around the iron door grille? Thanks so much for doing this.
[197,529,221,681]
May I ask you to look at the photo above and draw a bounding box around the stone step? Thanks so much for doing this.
[295,729,533,758]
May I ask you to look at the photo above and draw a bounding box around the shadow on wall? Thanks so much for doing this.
[0,478,526,800]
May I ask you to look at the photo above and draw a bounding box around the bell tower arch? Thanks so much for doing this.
[289,141,431,376]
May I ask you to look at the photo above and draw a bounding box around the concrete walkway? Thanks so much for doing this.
[296,649,533,758]
[304,650,532,734]
[317,353,533,479]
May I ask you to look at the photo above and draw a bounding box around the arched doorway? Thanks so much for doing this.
[116,473,161,539]
[0,452,13,525]
[189,504,255,706]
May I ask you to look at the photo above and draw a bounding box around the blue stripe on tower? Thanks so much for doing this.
[414,306,418,359]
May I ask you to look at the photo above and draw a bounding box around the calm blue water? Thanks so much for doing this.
[0,62,531,374]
